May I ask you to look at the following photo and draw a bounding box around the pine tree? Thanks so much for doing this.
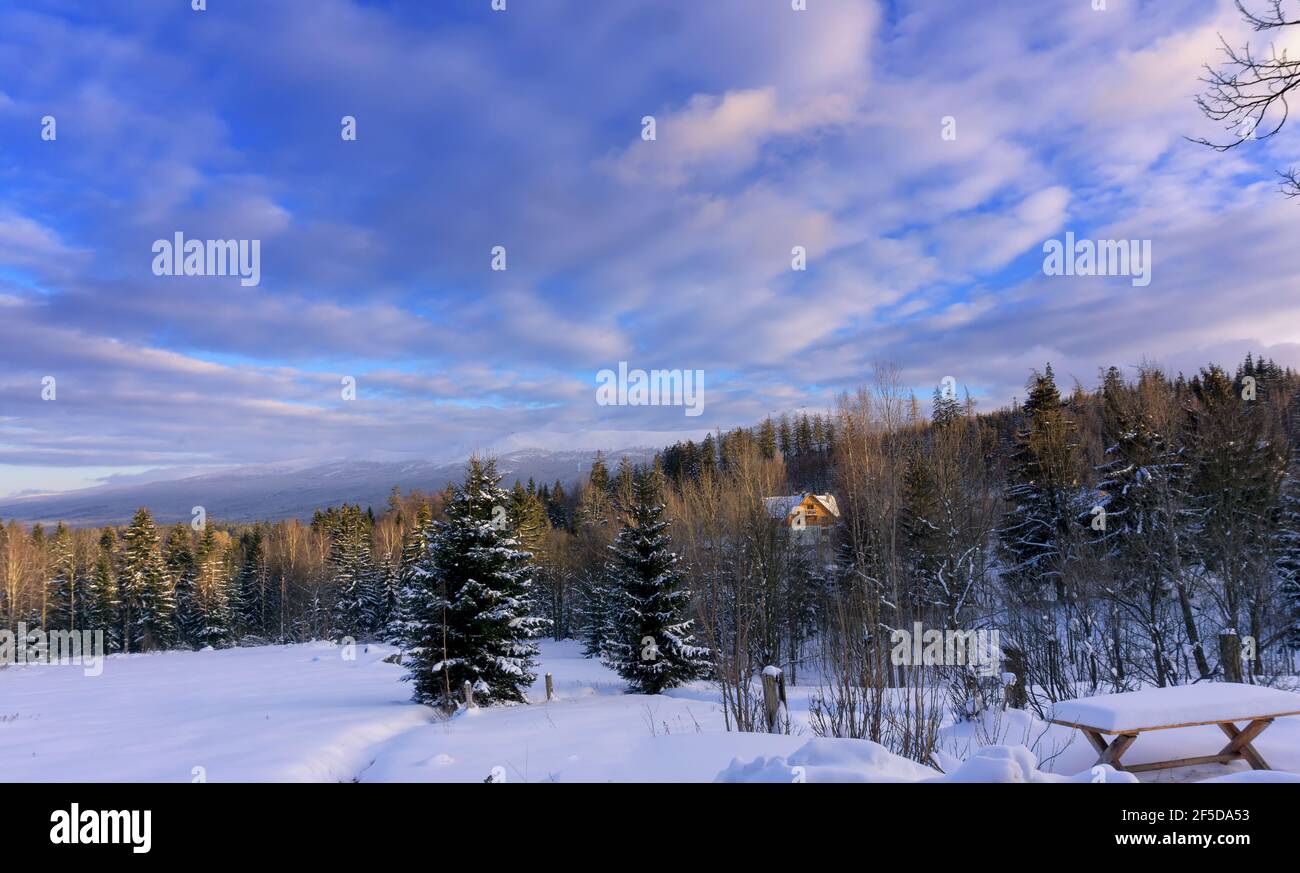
[546,479,568,529]
[1185,365,1287,638]
[301,589,329,641]
[795,415,814,457]
[86,527,121,652]
[574,462,615,657]
[377,564,400,639]
[702,433,722,480]
[588,451,610,494]
[997,365,1080,601]
[1093,366,1197,684]
[163,524,197,648]
[932,382,961,428]
[388,502,433,644]
[190,525,233,648]
[811,414,828,455]
[47,522,85,630]
[758,417,778,460]
[900,450,943,612]
[329,505,383,638]
[387,485,403,518]
[236,527,271,637]
[612,457,635,513]
[577,456,612,527]
[510,482,549,559]
[403,458,547,707]
[28,523,49,627]
[577,565,614,659]
[120,508,176,652]
[602,467,711,693]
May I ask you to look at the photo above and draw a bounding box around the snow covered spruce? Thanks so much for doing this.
[397,458,711,709]
[400,458,549,708]
[597,465,711,694]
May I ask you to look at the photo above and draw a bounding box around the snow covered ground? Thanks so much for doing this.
[2,640,1297,783]
[0,641,432,782]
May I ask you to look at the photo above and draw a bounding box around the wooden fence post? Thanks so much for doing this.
[1004,647,1027,709]
[545,673,554,701]
[1220,631,1243,683]
[761,666,787,734]
[462,680,475,708]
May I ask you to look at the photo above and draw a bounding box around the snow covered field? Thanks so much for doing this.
[2,640,1298,783]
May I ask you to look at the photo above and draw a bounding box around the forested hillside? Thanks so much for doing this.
[4,355,1298,755]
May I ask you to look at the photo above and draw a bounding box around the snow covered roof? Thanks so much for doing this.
[814,494,840,517]
[763,493,840,519]
[764,495,804,519]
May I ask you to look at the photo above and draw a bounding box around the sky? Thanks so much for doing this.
[2,0,1300,497]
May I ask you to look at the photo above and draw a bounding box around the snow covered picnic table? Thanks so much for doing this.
[1049,684,1300,774]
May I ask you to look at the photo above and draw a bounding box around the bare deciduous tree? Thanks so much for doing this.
[1194,1,1300,195]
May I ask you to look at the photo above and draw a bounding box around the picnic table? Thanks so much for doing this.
[1049,683,1300,774]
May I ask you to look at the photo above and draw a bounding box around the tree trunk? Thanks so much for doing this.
[1219,631,1243,683]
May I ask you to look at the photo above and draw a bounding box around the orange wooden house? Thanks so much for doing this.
[763,493,840,543]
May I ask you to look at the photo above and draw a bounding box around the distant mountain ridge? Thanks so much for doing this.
[0,449,657,528]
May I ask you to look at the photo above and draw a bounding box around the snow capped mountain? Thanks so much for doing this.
[0,448,655,527]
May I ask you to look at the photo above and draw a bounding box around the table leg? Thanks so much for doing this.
[1085,729,1138,770]
[1217,719,1273,770]
[1083,729,1108,757]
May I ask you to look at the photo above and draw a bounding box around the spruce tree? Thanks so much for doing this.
[612,457,635,511]
[900,449,943,613]
[329,505,383,638]
[377,564,400,640]
[47,522,85,630]
[403,458,547,707]
[795,415,814,457]
[120,508,176,652]
[1185,365,1287,641]
[699,433,718,479]
[777,415,793,460]
[997,365,1080,601]
[191,524,234,648]
[577,566,614,659]
[509,482,549,559]
[236,527,271,637]
[388,501,433,644]
[301,590,329,641]
[1093,366,1198,683]
[574,462,616,657]
[546,480,568,528]
[86,527,121,651]
[577,455,612,528]
[602,467,711,693]
[163,524,197,648]
[588,451,611,495]
[932,381,961,428]
[811,414,828,455]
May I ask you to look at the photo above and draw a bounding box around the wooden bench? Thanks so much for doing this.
[1049,683,1300,774]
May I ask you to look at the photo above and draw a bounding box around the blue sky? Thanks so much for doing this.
[3,0,1300,496]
